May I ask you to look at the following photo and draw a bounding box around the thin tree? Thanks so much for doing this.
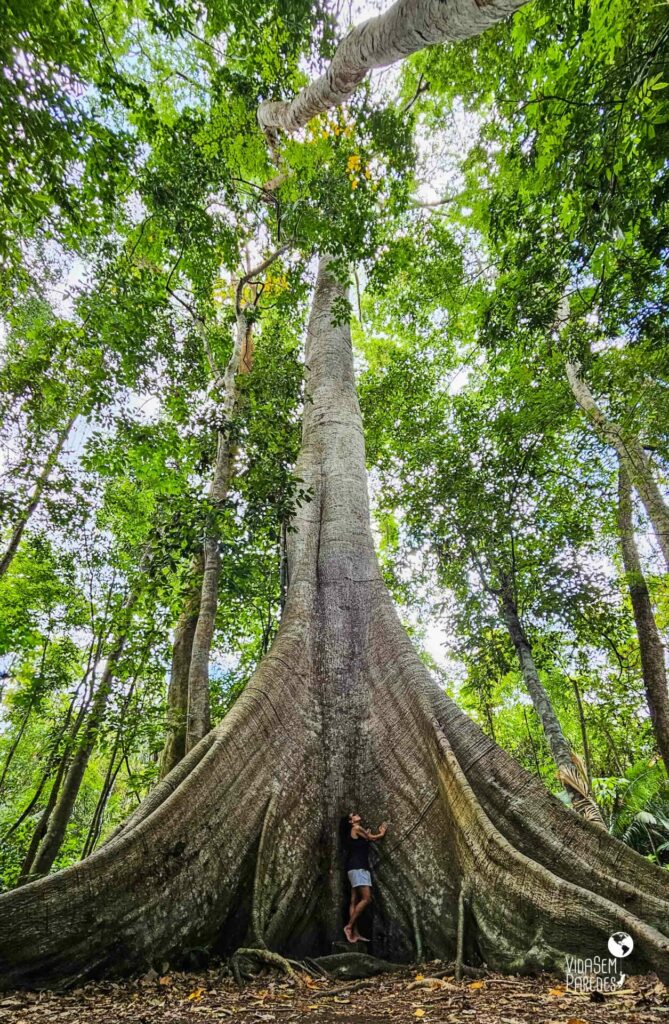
[566,361,669,570]
[160,245,290,771]
[617,461,669,775]
[0,414,77,580]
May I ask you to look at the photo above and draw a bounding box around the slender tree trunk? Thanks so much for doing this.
[566,361,669,570]
[179,246,289,755]
[258,0,528,138]
[1,681,84,846]
[0,415,77,580]
[27,596,138,879]
[185,311,248,752]
[83,671,141,858]
[499,584,573,768]
[82,746,122,860]
[570,674,592,785]
[18,746,71,883]
[498,582,605,825]
[1,259,669,990]
[17,678,93,882]
[618,463,669,775]
[160,574,202,777]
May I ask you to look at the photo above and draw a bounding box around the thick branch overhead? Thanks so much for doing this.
[257,0,528,138]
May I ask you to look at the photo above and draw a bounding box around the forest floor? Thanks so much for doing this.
[0,961,667,1024]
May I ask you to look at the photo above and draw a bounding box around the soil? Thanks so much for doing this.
[1,960,667,1023]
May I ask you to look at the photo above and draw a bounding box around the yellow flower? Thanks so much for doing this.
[351,177,359,189]
[347,153,361,172]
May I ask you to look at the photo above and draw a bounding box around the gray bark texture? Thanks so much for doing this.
[618,462,669,775]
[179,248,284,758]
[258,0,528,138]
[184,311,248,753]
[499,584,573,769]
[160,579,201,778]
[566,360,669,571]
[498,583,605,826]
[0,259,668,990]
[26,625,132,880]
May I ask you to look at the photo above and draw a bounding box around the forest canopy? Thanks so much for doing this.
[0,0,668,971]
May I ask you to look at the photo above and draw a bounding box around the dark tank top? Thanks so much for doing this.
[346,831,370,871]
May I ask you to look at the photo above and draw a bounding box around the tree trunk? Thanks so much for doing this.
[18,744,72,884]
[160,574,202,777]
[81,746,123,860]
[498,583,605,826]
[83,669,142,858]
[185,310,248,753]
[1,259,668,990]
[257,0,528,139]
[0,415,77,580]
[499,586,573,768]
[618,462,669,775]
[566,361,669,570]
[570,674,592,785]
[17,683,91,881]
[26,612,135,880]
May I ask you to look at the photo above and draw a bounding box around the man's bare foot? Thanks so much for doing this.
[353,932,370,942]
[344,924,355,943]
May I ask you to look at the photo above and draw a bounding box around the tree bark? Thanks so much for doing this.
[499,585,573,768]
[1,259,668,990]
[160,573,202,777]
[498,582,605,826]
[570,674,592,785]
[183,246,288,754]
[566,361,669,570]
[17,683,90,881]
[618,462,669,775]
[0,414,77,580]
[184,310,248,753]
[257,0,528,139]
[26,596,137,880]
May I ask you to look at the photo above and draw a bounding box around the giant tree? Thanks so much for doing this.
[1,256,669,987]
[1,0,669,994]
